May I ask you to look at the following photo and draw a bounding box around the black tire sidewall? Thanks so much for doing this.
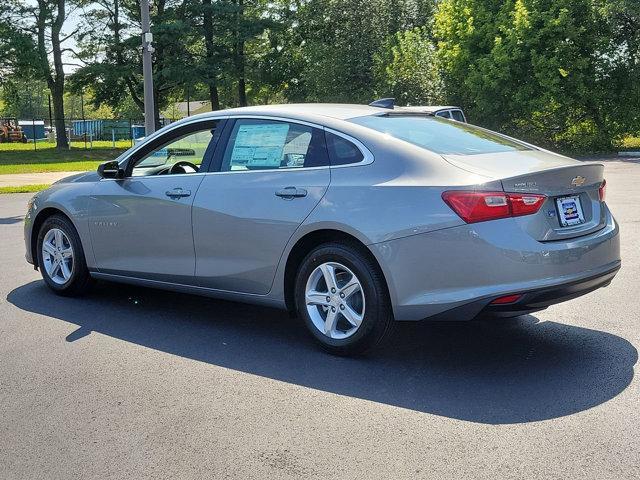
[295,243,391,354]
[37,215,90,295]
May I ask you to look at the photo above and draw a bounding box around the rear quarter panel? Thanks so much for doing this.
[267,134,498,305]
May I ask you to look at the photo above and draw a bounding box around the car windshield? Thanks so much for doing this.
[350,115,531,155]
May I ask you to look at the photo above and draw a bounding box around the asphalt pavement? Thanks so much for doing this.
[0,159,638,479]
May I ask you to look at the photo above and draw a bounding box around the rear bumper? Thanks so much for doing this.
[478,264,619,318]
[371,206,620,321]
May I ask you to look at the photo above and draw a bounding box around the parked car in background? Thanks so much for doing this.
[400,106,467,122]
[368,99,467,122]
[24,102,619,355]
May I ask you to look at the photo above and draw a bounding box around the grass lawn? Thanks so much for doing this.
[0,184,51,194]
[0,141,129,175]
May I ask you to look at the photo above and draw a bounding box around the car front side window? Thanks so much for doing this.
[131,122,218,176]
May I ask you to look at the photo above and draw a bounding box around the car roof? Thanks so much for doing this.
[184,103,463,124]
[208,103,389,120]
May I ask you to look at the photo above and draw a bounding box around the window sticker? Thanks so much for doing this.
[231,123,289,167]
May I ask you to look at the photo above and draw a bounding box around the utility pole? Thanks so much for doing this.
[141,0,156,135]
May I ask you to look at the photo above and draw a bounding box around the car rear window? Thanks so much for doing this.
[350,115,531,155]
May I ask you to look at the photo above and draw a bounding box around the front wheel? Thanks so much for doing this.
[295,242,394,356]
[37,215,93,296]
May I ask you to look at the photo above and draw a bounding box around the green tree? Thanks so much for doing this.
[374,27,444,105]
[70,0,195,127]
[2,0,74,148]
[434,0,640,150]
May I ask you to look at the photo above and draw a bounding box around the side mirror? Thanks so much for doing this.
[97,160,124,179]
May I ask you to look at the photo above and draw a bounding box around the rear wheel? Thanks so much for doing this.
[37,215,93,296]
[295,242,394,356]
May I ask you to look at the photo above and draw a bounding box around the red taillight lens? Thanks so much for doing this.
[599,179,606,202]
[441,191,510,223]
[442,191,546,224]
[508,194,547,217]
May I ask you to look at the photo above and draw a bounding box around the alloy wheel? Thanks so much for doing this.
[305,261,365,339]
[42,228,74,285]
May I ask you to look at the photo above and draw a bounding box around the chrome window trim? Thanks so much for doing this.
[114,113,375,175]
[224,114,320,129]
[324,126,374,168]
[97,172,208,182]
[212,114,374,174]
[202,165,330,176]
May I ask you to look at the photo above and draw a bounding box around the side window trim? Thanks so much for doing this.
[324,127,374,168]
[207,118,235,173]
[194,114,373,173]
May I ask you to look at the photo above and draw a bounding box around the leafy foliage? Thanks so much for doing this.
[434,0,640,150]
[2,0,639,152]
[374,27,444,105]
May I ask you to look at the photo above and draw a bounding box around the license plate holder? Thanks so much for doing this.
[556,195,585,227]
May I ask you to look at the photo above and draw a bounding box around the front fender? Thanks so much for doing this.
[25,182,97,269]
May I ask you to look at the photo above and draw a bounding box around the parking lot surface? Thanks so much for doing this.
[1,159,638,479]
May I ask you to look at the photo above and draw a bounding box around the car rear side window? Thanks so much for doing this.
[350,115,530,155]
[221,119,329,171]
[450,110,466,122]
[325,131,364,166]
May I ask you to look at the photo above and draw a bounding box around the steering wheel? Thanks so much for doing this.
[169,161,199,175]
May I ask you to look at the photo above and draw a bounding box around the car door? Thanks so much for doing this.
[192,117,331,294]
[88,119,222,283]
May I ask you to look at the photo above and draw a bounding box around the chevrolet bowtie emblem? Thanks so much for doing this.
[571,175,586,187]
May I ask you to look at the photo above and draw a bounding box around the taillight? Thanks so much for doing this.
[599,179,606,202]
[442,191,546,224]
[509,194,547,217]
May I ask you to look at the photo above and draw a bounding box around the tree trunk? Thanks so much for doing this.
[51,84,68,150]
[236,0,247,106]
[238,76,247,106]
[36,0,69,149]
[209,85,221,111]
[50,0,69,149]
[203,0,221,110]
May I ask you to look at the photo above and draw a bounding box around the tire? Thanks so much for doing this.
[37,214,93,296]
[294,242,394,356]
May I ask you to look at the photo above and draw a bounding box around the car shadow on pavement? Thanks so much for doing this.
[0,215,24,225]
[7,280,637,425]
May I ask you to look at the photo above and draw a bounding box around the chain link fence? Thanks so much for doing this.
[3,117,178,150]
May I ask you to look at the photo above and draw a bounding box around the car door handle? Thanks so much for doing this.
[275,187,308,199]
[165,188,191,198]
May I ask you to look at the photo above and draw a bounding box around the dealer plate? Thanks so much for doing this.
[556,195,585,227]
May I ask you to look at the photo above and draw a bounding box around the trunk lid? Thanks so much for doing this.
[442,150,606,241]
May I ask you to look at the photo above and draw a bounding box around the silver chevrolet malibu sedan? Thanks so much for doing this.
[24,103,621,355]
